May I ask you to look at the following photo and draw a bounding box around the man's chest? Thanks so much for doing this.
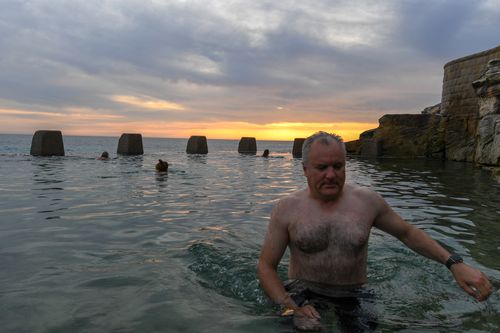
[288,209,373,254]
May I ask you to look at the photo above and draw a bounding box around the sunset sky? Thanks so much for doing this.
[1,0,499,141]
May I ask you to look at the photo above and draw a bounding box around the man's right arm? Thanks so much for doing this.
[257,201,321,320]
[371,189,492,301]
[257,202,294,307]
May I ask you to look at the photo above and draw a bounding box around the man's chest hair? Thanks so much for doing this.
[290,213,371,254]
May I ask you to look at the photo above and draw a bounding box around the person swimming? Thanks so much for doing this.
[97,151,109,160]
[262,149,270,157]
[155,159,169,172]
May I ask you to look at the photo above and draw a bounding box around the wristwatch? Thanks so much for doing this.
[445,254,463,269]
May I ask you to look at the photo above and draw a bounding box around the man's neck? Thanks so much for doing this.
[308,189,343,208]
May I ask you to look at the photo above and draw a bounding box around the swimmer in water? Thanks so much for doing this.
[257,131,492,331]
[155,159,169,172]
[98,151,109,160]
[262,149,270,157]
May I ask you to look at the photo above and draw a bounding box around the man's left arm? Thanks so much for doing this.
[372,191,492,301]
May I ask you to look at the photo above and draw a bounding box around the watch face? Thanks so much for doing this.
[446,254,463,269]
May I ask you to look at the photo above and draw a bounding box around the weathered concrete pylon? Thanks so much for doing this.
[117,133,144,155]
[238,137,257,154]
[186,136,208,154]
[30,130,65,156]
[292,138,305,158]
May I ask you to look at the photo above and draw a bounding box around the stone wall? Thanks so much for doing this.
[347,45,500,172]
[472,59,500,166]
[441,45,500,161]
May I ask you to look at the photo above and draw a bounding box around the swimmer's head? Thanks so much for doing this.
[156,159,169,172]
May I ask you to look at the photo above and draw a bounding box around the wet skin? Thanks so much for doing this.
[257,139,492,328]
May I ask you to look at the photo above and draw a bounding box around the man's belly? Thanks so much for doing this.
[288,253,368,285]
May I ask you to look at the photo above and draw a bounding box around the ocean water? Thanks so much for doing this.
[0,133,499,333]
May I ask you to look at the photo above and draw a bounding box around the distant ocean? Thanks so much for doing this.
[0,133,499,332]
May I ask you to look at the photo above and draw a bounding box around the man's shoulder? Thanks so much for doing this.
[345,184,380,200]
[275,189,307,211]
[344,184,386,211]
[269,189,306,227]
[281,188,307,202]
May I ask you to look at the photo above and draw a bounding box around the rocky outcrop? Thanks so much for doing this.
[350,113,444,159]
[357,129,381,157]
[373,114,444,158]
[347,45,500,170]
[472,59,500,166]
[441,45,500,162]
[422,103,441,115]
[345,139,361,154]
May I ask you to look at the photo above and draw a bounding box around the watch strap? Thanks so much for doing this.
[445,254,463,269]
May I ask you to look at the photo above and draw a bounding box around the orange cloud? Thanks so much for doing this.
[1,106,375,141]
[0,108,65,117]
[65,107,123,120]
[110,95,186,111]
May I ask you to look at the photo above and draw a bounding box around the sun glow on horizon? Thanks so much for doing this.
[0,107,376,142]
[195,122,376,141]
[59,121,376,142]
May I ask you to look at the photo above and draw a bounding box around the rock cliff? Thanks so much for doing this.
[347,45,500,170]
[472,59,500,166]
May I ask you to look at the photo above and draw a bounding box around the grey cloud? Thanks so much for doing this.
[0,0,499,127]
[394,0,486,57]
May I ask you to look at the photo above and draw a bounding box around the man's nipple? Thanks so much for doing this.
[294,224,330,253]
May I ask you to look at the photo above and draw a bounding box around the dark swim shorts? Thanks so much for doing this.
[284,279,378,332]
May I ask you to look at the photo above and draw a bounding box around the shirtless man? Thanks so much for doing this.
[257,131,492,331]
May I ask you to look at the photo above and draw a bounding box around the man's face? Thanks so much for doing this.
[303,140,346,201]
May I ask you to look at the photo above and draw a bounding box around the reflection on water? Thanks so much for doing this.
[31,158,67,220]
[0,135,498,332]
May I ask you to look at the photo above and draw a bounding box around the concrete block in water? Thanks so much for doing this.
[186,136,208,154]
[117,133,144,155]
[292,138,305,158]
[30,130,65,156]
[238,137,257,154]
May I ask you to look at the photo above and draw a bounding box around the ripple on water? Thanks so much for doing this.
[80,276,150,288]
[0,139,499,332]
[187,240,268,308]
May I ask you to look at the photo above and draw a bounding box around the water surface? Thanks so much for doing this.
[0,134,498,332]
